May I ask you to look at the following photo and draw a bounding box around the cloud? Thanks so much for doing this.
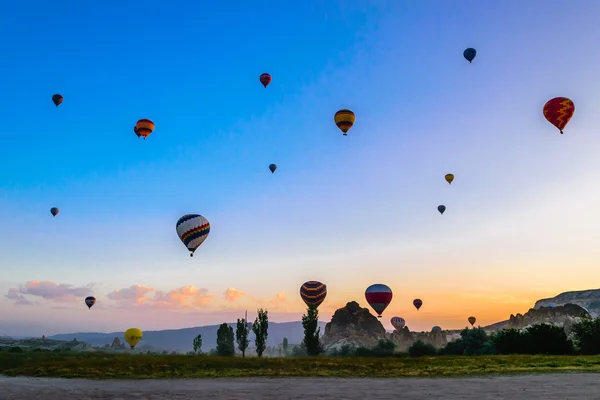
[5,280,94,305]
[270,291,286,305]
[5,288,34,306]
[224,287,244,302]
[107,285,214,310]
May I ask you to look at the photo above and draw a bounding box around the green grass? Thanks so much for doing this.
[2,351,600,379]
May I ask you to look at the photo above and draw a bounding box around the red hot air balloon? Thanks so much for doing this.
[413,298,423,310]
[543,97,575,134]
[365,284,393,318]
[259,73,272,88]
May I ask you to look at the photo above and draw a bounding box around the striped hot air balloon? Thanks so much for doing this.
[300,281,327,308]
[391,316,405,331]
[176,214,210,257]
[543,97,575,134]
[134,118,154,139]
[334,109,355,136]
[365,284,393,318]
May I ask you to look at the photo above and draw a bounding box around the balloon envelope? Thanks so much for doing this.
[413,298,423,310]
[259,73,272,88]
[391,316,405,331]
[269,164,277,173]
[365,283,393,317]
[463,48,476,63]
[124,328,143,349]
[445,174,454,184]
[85,296,96,309]
[438,205,446,214]
[432,326,442,333]
[52,94,63,106]
[543,97,574,134]
[468,316,476,326]
[334,109,355,135]
[50,207,59,217]
[176,214,210,257]
[300,281,327,308]
[134,118,154,139]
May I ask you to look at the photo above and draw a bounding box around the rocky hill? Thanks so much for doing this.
[534,289,600,317]
[507,304,590,333]
[48,321,326,353]
[322,301,386,351]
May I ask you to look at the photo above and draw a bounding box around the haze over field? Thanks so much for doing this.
[2,0,600,338]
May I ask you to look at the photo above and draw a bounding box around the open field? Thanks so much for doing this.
[2,374,600,399]
[3,351,600,379]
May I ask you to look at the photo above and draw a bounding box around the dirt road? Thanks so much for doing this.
[1,373,598,399]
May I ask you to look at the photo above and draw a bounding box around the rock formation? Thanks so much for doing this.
[508,304,590,333]
[389,327,447,351]
[321,301,386,351]
[534,289,600,317]
[111,337,125,350]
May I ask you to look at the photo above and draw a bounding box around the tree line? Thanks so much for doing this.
[191,304,324,357]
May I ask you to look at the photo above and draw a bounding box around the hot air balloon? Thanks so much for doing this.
[134,119,154,140]
[85,296,96,310]
[438,205,446,215]
[432,326,442,333]
[463,48,476,63]
[52,94,63,107]
[259,73,272,88]
[413,298,423,310]
[124,328,143,349]
[300,281,327,308]
[334,109,355,136]
[468,316,476,327]
[445,174,454,184]
[269,164,277,174]
[50,207,59,217]
[391,316,405,331]
[365,284,393,318]
[176,214,210,257]
[543,97,575,134]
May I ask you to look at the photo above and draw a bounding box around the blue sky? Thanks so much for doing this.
[2,0,600,336]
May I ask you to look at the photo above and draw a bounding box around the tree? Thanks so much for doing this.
[492,328,531,354]
[526,323,573,355]
[282,337,289,356]
[572,318,600,355]
[302,305,323,356]
[408,340,437,357]
[252,308,269,357]
[216,323,235,356]
[236,313,250,357]
[192,334,203,354]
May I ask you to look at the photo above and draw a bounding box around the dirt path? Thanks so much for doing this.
[2,373,599,399]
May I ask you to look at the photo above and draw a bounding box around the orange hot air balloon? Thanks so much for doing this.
[334,109,355,136]
[134,119,154,140]
[259,73,272,88]
[543,97,574,134]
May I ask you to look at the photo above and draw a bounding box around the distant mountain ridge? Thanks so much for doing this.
[48,321,327,353]
[534,289,600,317]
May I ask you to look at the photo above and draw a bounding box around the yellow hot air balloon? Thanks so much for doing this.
[445,174,454,184]
[124,328,143,349]
[334,109,355,136]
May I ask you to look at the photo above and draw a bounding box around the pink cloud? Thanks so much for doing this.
[5,280,95,305]
[224,287,244,302]
[107,285,214,310]
[5,288,34,306]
